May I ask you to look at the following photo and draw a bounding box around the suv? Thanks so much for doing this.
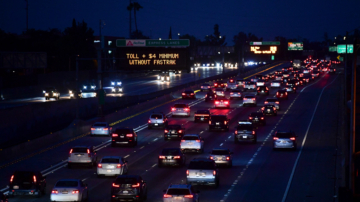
[261,105,277,116]
[194,110,210,122]
[172,103,191,117]
[158,148,186,167]
[164,125,185,140]
[214,97,230,109]
[43,87,60,100]
[257,86,269,95]
[248,112,266,125]
[8,171,46,197]
[163,184,199,202]
[209,115,230,131]
[200,83,211,91]
[111,127,138,147]
[111,175,147,202]
[213,88,225,96]
[148,112,168,129]
[205,91,217,102]
[68,146,97,168]
[180,134,204,153]
[273,131,298,151]
[226,78,238,91]
[209,148,233,167]
[182,90,196,99]
[186,158,219,187]
[213,81,227,88]
[90,122,111,136]
[234,121,257,143]
[243,81,256,91]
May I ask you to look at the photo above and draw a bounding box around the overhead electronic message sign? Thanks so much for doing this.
[250,46,277,54]
[288,42,303,50]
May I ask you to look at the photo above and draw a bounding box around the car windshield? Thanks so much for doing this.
[102,158,120,163]
[174,104,187,108]
[162,149,180,155]
[211,150,229,155]
[211,116,226,121]
[167,189,191,195]
[276,132,293,138]
[55,181,78,187]
[188,161,215,169]
[183,136,199,140]
[72,148,88,153]
[167,125,181,130]
[93,123,107,127]
[151,114,163,119]
[237,125,253,130]
[13,171,35,182]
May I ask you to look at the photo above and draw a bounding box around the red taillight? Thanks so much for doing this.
[235,131,238,134]
[273,137,279,140]
[87,149,91,157]
[264,101,268,104]
[213,170,216,176]
[285,92,288,95]
[249,117,253,120]
[164,130,169,133]
[69,149,73,157]
[126,134,133,137]
[132,183,140,188]
[91,128,95,131]
[103,128,108,131]
[148,120,151,123]
[230,92,233,94]
[252,131,255,135]
[174,156,181,159]
[117,164,121,168]
[112,183,119,187]
[226,157,230,160]
[224,101,229,105]
[224,121,227,125]
[72,190,79,194]
[159,156,165,159]
[186,170,189,175]
[257,87,260,90]
[210,156,213,160]
[164,194,172,198]
[33,175,36,183]
[209,121,211,124]
[243,98,247,100]
[252,98,255,100]
[290,137,296,141]
[52,190,58,194]
[273,107,276,111]
[196,140,200,142]
[112,134,119,137]
[276,92,279,95]
[181,140,185,142]
[214,83,218,86]
[182,93,186,96]
[171,107,176,111]
[191,93,194,95]
[215,101,220,105]
[261,107,265,110]
[98,163,102,168]
[178,130,183,133]
[184,195,194,198]
[10,175,14,183]
[208,86,210,88]
[261,117,264,120]
[184,108,190,111]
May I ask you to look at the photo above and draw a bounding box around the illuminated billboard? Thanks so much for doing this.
[117,47,189,71]
[288,42,303,51]
[250,46,277,54]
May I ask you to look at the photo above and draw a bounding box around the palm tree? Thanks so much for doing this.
[133,2,143,33]
[127,3,134,38]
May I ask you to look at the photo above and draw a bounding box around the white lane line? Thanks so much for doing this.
[124,155,130,158]
[220,143,223,146]
[200,131,204,134]
[281,75,338,202]
[82,177,89,181]
[153,138,158,142]
[140,146,145,149]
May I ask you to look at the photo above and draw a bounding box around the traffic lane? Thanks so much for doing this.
[224,74,337,202]
[285,74,340,202]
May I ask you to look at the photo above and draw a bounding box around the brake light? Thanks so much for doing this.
[252,98,255,101]
[243,98,247,100]
[215,101,220,105]
[230,92,233,94]
[261,117,264,120]
[285,92,288,95]
[87,149,91,157]
[164,130,169,133]
[208,86,210,88]
[132,183,140,188]
[184,195,194,198]
[273,137,279,140]
[273,107,276,111]
[164,194,172,198]
[224,101,229,105]
[72,190,79,194]
[252,131,255,135]
[186,170,189,175]
[69,149,73,157]
[264,101,268,104]
[112,134,119,137]
[174,156,181,159]
[210,156,213,160]
[98,163,102,168]
[184,108,190,111]
[33,175,36,183]
[178,130,183,133]
[249,117,253,120]
[224,121,227,125]
[159,156,165,159]
[117,164,121,168]
[103,128,108,130]
[181,140,185,142]
[257,87,260,90]
[276,92,279,95]
[191,93,194,95]
[213,170,216,176]
[226,157,230,160]
[235,131,238,134]
[52,190,58,194]
[214,83,218,86]
[126,134,133,137]
[196,140,200,142]
[290,137,296,141]
[10,175,14,183]
[148,120,151,123]
[182,93,185,96]
[112,183,119,187]
[209,121,211,124]
[91,128,95,130]
[261,107,265,110]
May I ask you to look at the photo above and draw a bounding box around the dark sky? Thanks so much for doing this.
[1,0,360,44]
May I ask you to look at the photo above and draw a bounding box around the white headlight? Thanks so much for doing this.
[111,82,115,85]
[119,88,123,92]
[45,93,49,96]
[84,86,87,89]
[91,86,95,89]
[117,82,121,85]
[43,91,46,94]
[69,90,72,94]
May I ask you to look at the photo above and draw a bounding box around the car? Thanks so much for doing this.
[282,72,290,78]
[243,81,256,91]
[97,156,128,177]
[236,79,247,87]
[68,146,97,168]
[111,127,138,147]
[213,81,227,88]
[0,192,7,202]
[182,90,196,99]
[282,77,290,84]
[209,148,233,167]
[43,87,60,100]
[194,109,210,122]
[172,103,191,117]
[180,134,204,153]
[213,88,225,96]
[8,171,46,198]
[50,179,88,202]
[275,74,283,81]
[243,95,257,106]
[264,98,280,110]
[79,84,97,98]
[158,73,170,82]
[261,75,269,81]
[276,89,288,100]
[270,80,281,88]
[312,70,320,78]
[209,115,230,131]
[163,184,199,202]
[248,112,266,125]
[158,148,186,167]
[261,105,277,116]
[214,97,230,109]
[257,86,269,95]
[186,158,219,187]
[285,82,297,93]
[164,125,185,140]
[226,78,238,91]
[68,90,78,99]
[90,122,111,136]
[111,175,147,202]
[302,75,311,83]
[268,73,275,79]
[252,74,263,82]
[204,91,217,102]
[274,70,282,75]
[273,131,298,151]
[234,121,257,143]
[148,112,168,129]
[111,86,123,93]
[256,79,265,86]
[229,89,242,99]
[329,68,336,74]
[200,83,211,91]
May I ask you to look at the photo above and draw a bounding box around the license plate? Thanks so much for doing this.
[97,128,101,130]
[261,90,264,92]
[120,135,124,138]
[154,124,158,126]
[188,142,193,145]
[62,191,68,194]
[201,118,204,121]
[123,191,128,194]
[108,165,114,169]
[267,109,270,112]
[107,170,112,172]
[216,123,220,125]
[255,118,258,120]
[171,131,175,134]
[13,185,19,189]
[209,96,212,98]
[175,197,182,199]
[243,136,247,138]
[77,154,82,157]
[281,140,287,143]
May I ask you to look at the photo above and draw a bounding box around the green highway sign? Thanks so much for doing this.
[288,42,303,50]
[337,44,353,54]
[116,39,190,47]
[250,41,280,45]
[339,57,344,61]
[271,55,275,60]
[329,46,337,52]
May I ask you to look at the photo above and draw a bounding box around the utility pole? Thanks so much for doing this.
[25,0,28,31]
[98,19,104,117]
[129,0,132,38]
[76,57,79,120]
[345,31,349,103]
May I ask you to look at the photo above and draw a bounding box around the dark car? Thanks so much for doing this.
[200,83,212,91]
[205,91,217,102]
[111,175,147,202]
[194,110,210,122]
[281,77,290,84]
[182,90,196,99]
[276,89,288,100]
[43,87,60,100]
[111,127,138,147]
[209,115,230,131]
[8,171,46,198]
[257,86,269,95]
[285,81,297,93]
[329,68,336,74]
[261,105,277,116]
[164,125,185,140]
[234,121,257,143]
[248,112,266,125]
[158,148,186,167]
[213,81,227,88]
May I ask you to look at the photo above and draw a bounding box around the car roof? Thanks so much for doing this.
[244,95,255,98]
[168,184,191,189]
[102,156,121,159]
[183,134,199,137]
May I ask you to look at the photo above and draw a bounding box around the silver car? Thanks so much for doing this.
[186,158,219,187]
[209,148,233,167]
[50,179,88,202]
[90,122,111,136]
[229,89,242,99]
[148,113,168,129]
[243,95,257,106]
[270,81,281,88]
[180,134,204,153]
[264,98,280,110]
[68,146,97,168]
[273,131,297,150]
[172,103,191,117]
[163,184,199,202]
[243,81,256,91]
[97,156,128,177]
[226,79,238,90]
[213,88,225,96]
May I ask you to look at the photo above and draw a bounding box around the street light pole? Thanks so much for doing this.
[76,57,79,120]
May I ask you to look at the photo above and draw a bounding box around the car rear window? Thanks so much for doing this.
[211,150,229,155]
[72,148,88,153]
[114,129,132,135]
[196,110,209,114]
[167,125,181,130]
[265,105,275,108]
[115,178,137,184]
[231,90,240,92]
[151,114,163,119]
[275,132,293,138]
[174,104,187,108]
[162,149,180,155]
[167,188,191,195]
[215,88,224,91]
[245,95,255,98]
[188,161,215,169]
[183,136,199,140]
[210,116,226,121]
[102,158,120,163]
[13,171,35,182]
[184,90,193,93]
[250,113,263,117]
[93,123,107,127]
[55,181,78,187]
[237,125,253,130]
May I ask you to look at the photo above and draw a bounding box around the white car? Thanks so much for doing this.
[180,134,204,153]
[270,81,281,88]
[256,80,265,86]
[243,95,257,106]
[68,146,97,168]
[226,79,238,90]
[230,89,242,99]
[97,156,128,177]
[50,179,88,202]
[200,83,211,91]
[90,122,111,136]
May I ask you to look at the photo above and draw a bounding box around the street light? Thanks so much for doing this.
[219,36,222,39]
